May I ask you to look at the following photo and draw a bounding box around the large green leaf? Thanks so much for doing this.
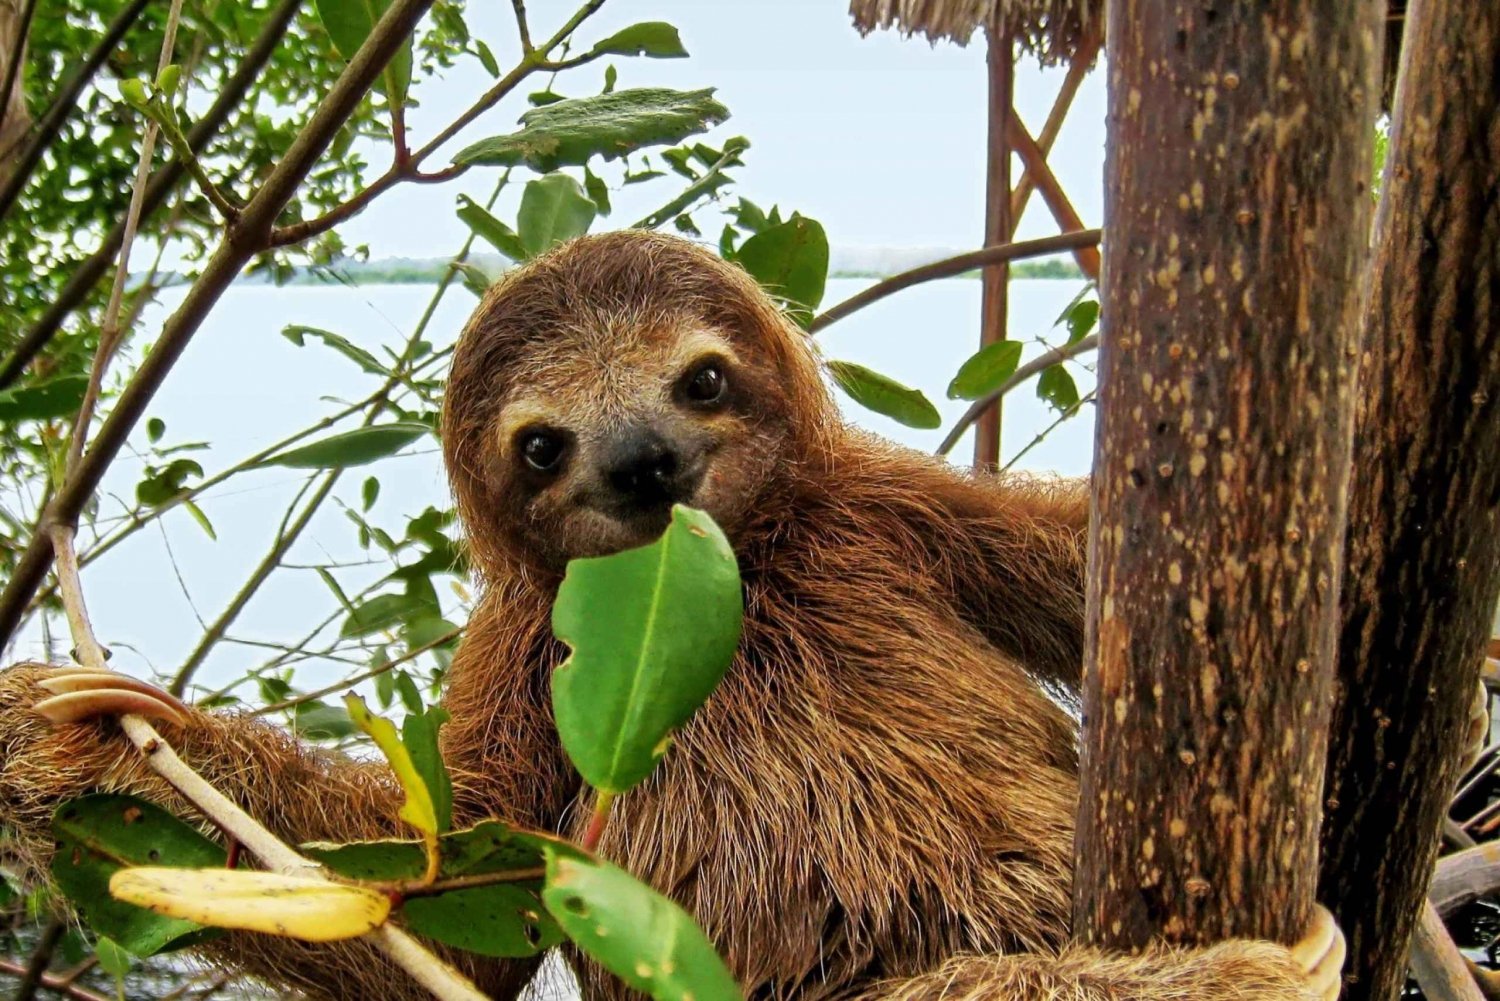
[456,195,527,262]
[543,851,739,1001]
[0,374,88,423]
[1037,365,1081,412]
[551,506,742,794]
[262,422,428,469]
[517,175,596,258]
[314,0,411,102]
[453,88,729,173]
[402,707,453,835]
[733,216,828,327]
[587,22,688,59]
[339,591,429,637]
[827,361,941,430]
[51,795,226,956]
[947,341,1023,400]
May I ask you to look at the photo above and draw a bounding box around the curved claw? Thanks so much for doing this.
[1290,905,1345,1001]
[1466,674,1494,772]
[32,668,189,727]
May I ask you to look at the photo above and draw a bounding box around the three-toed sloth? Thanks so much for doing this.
[0,231,1334,1000]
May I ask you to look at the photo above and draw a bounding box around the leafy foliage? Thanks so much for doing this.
[827,361,942,430]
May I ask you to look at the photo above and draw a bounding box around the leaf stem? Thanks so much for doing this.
[581,792,615,852]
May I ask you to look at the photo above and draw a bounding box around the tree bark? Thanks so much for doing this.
[1316,1,1500,997]
[1074,0,1382,949]
[974,24,1013,472]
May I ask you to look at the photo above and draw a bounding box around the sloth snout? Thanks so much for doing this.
[601,426,702,511]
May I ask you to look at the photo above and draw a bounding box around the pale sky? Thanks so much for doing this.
[336,0,1107,259]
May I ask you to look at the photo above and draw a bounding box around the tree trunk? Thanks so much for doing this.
[1317,0,1500,996]
[0,0,32,185]
[1074,0,1382,949]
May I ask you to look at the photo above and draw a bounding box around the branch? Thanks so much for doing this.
[0,958,110,1001]
[1408,901,1485,1001]
[0,0,38,143]
[629,147,740,230]
[0,0,300,390]
[805,229,1101,335]
[510,0,532,52]
[935,333,1099,456]
[255,625,463,714]
[0,0,441,648]
[999,388,1096,472]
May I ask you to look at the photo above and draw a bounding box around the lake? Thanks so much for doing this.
[10,276,1097,700]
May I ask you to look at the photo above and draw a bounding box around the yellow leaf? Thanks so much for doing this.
[344,694,439,838]
[109,868,391,942]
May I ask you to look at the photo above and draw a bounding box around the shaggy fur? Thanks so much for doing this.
[0,231,1316,1000]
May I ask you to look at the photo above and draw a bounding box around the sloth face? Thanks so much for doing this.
[478,318,790,568]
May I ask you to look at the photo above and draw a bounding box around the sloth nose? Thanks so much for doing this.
[603,429,696,509]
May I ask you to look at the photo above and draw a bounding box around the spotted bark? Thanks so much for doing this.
[1317,0,1500,997]
[1074,0,1382,949]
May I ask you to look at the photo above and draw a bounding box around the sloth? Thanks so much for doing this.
[0,231,1340,1000]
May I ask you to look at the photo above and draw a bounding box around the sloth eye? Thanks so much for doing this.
[519,430,566,472]
[683,363,727,405]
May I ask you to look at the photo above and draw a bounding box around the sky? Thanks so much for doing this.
[335,0,1107,260]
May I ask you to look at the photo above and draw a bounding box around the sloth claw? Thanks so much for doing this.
[32,669,189,727]
[1290,905,1345,1001]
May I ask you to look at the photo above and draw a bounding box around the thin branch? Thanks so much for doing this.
[0,0,440,648]
[1000,389,1096,472]
[10,917,64,1001]
[390,864,546,899]
[256,624,464,714]
[510,0,533,52]
[1409,900,1485,1001]
[66,0,188,477]
[0,958,110,1001]
[805,229,1102,335]
[629,147,739,230]
[935,333,1100,457]
[0,0,301,390]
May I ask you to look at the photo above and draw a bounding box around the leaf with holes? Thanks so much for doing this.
[588,21,688,59]
[543,850,739,1001]
[453,88,729,172]
[551,506,742,794]
[1063,299,1099,345]
[732,216,827,327]
[517,175,596,258]
[947,341,1023,401]
[827,361,941,430]
[51,794,226,956]
[1037,365,1080,413]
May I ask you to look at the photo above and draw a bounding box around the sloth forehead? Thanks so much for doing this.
[494,319,738,435]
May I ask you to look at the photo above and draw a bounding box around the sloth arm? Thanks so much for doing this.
[914,465,1092,693]
[0,602,570,1001]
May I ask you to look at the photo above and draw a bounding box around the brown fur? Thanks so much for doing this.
[0,231,1314,1000]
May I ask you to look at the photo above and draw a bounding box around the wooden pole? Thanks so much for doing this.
[1010,35,1097,225]
[1004,115,1101,279]
[973,23,1013,472]
[1074,0,1382,949]
[1317,0,1500,996]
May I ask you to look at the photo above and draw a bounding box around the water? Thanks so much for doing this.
[10,276,1095,699]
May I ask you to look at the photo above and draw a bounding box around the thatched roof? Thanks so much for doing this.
[848,0,1104,65]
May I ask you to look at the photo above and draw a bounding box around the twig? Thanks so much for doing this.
[0,0,37,142]
[256,625,464,714]
[388,865,546,899]
[0,0,301,390]
[1408,900,1485,1001]
[1000,389,1096,472]
[0,958,110,1001]
[10,917,64,1001]
[936,333,1100,456]
[65,0,188,478]
[510,0,533,52]
[806,229,1102,335]
[629,146,740,230]
[0,0,442,647]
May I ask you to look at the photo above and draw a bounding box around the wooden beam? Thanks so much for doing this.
[1005,115,1101,279]
[1011,35,1098,224]
[974,24,1014,472]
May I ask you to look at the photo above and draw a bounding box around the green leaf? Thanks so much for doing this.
[362,475,380,511]
[402,707,453,834]
[588,22,688,59]
[146,417,166,443]
[732,216,828,327]
[456,195,528,262]
[453,88,730,173]
[293,700,357,740]
[118,78,149,108]
[135,458,205,507]
[543,851,739,1001]
[603,64,617,93]
[345,696,439,839]
[51,794,226,956]
[262,423,428,469]
[827,361,941,429]
[473,39,499,77]
[517,175,596,258]
[1063,299,1099,345]
[0,374,88,423]
[584,166,611,216]
[340,592,426,638]
[183,499,217,540]
[154,64,181,97]
[551,506,742,794]
[96,937,132,981]
[396,671,424,713]
[528,89,565,107]
[282,325,387,374]
[1037,365,1081,413]
[947,341,1023,400]
[314,0,411,102]
[455,261,495,298]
